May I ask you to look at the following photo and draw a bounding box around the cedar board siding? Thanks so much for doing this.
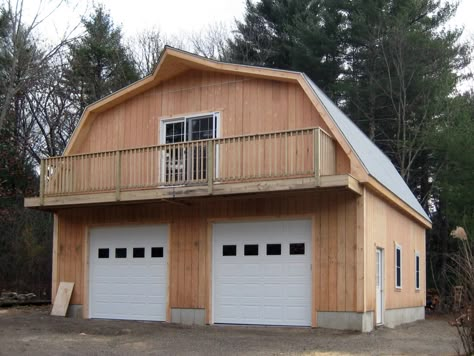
[365,189,426,310]
[73,70,350,175]
[55,190,360,317]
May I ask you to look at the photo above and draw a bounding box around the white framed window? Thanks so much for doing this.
[159,112,220,184]
[160,112,220,144]
[395,244,402,289]
[415,252,420,290]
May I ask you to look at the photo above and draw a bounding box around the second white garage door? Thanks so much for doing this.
[213,219,312,326]
[89,225,168,321]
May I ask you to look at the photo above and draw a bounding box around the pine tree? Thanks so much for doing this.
[226,0,348,95]
[65,5,139,114]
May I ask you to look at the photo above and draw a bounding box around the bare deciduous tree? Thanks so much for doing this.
[128,27,166,77]
[189,22,231,60]
[0,0,79,131]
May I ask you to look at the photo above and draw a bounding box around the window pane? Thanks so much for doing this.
[266,244,281,255]
[188,116,214,141]
[396,267,401,287]
[133,247,145,258]
[290,243,305,255]
[416,255,420,289]
[151,247,164,258]
[98,248,109,259]
[115,248,127,258]
[223,245,237,256]
[165,121,185,143]
[396,248,401,267]
[244,244,258,256]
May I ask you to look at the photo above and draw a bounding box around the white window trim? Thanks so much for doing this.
[159,112,221,183]
[159,112,221,144]
[395,243,402,289]
[415,251,420,290]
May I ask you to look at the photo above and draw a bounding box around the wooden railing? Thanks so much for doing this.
[39,128,336,201]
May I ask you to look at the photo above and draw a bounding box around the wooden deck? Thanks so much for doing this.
[25,128,361,208]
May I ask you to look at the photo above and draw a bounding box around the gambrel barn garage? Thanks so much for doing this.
[26,47,430,331]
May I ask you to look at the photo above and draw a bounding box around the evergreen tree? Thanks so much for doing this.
[343,0,470,192]
[427,92,474,298]
[65,5,139,114]
[227,0,348,95]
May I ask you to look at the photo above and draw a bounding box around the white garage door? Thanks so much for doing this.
[89,225,168,321]
[213,219,312,326]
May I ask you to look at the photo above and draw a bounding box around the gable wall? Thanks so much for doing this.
[74,70,350,172]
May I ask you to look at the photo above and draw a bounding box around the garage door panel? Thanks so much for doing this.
[213,220,312,326]
[89,225,168,322]
[287,284,310,298]
[263,284,283,297]
[263,306,283,319]
[262,263,283,275]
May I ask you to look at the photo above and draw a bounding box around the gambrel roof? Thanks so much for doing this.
[65,47,431,227]
[304,75,430,222]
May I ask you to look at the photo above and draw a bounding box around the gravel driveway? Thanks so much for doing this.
[0,306,461,355]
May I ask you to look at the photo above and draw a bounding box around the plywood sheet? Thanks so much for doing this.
[51,282,74,316]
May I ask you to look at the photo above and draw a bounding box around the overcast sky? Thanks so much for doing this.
[21,0,474,89]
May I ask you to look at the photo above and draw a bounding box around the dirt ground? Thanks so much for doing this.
[0,306,461,355]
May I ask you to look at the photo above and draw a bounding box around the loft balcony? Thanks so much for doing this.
[25,128,361,209]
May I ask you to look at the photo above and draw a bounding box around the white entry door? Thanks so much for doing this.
[89,225,168,321]
[213,219,312,326]
[376,248,384,325]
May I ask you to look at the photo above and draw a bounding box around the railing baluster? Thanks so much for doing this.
[207,140,213,194]
[314,128,321,185]
[190,142,194,183]
[115,151,121,200]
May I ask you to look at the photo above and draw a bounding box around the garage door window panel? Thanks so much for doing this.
[266,244,281,255]
[244,244,259,256]
[98,248,109,258]
[223,245,237,256]
[133,247,145,258]
[115,248,127,258]
[290,243,305,255]
[151,247,164,258]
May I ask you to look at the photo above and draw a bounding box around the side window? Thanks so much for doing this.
[415,252,420,290]
[395,244,402,289]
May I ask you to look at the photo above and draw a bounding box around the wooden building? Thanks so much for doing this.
[25,47,430,331]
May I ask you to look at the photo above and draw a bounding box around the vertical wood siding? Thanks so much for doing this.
[76,70,333,154]
[365,189,426,310]
[56,190,360,315]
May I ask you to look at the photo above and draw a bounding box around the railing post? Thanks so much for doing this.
[207,140,214,194]
[115,151,122,201]
[314,128,321,186]
[39,160,46,206]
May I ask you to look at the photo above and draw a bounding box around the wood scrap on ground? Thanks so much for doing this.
[50,282,74,317]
